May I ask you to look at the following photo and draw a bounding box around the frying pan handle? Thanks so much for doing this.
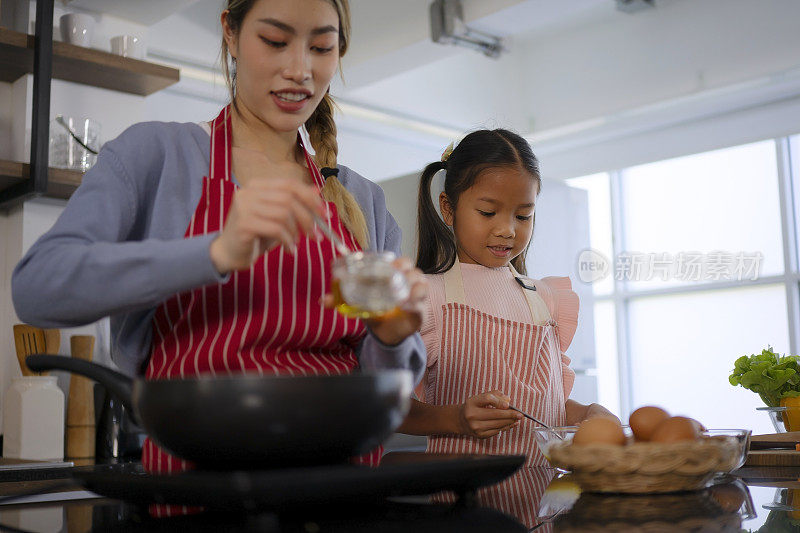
[26,354,135,415]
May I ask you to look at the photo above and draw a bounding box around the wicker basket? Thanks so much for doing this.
[552,490,744,532]
[554,514,742,533]
[547,437,740,493]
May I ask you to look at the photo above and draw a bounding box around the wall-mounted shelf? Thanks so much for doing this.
[0,159,83,200]
[0,7,181,209]
[0,27,180,96]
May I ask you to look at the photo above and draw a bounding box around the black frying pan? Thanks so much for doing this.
[27,355,412,469]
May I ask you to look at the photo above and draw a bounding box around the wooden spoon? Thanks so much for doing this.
[12,324,45,377]
[43,329,61,355]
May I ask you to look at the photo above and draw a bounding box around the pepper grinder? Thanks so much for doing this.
[66,335,96,463]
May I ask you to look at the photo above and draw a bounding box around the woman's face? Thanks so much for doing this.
[223,0,341,132]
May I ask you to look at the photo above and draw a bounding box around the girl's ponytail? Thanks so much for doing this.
[306,93,369,249]
[416,161,457,274]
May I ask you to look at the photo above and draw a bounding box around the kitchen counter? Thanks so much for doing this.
[0,460,794,532]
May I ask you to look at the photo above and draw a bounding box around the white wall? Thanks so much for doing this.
[378,171,421,260]
[0,83,12,160]
[0,207,24,431]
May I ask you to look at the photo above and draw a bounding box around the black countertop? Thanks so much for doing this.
[0,459,796,532]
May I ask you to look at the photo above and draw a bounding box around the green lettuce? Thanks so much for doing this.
[729,347,800,407]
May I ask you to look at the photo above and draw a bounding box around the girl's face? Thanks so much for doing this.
[223,0,341,132]
[440,167,537,269]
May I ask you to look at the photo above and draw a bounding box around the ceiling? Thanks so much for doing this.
[67,0,616,50]
[49,0,800,184]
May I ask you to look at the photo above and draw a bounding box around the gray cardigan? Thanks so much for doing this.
[12,121,424,380]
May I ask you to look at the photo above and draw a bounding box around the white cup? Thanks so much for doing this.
[110,35,145,60]
[59,13,94,47]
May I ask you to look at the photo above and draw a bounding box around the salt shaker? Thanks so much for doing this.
[2,376,65,460]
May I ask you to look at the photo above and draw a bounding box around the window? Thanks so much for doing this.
[567,137,799,433]
[592,300,619,416]
[629,284,789,433]
[623,141,783,290]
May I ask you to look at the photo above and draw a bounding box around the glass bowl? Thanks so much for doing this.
[532,426,578,462]
[763,487,800,518]
[700,429,752,471]
[757,406,800,432]
[331,252,410,319]
[533,426,634,469]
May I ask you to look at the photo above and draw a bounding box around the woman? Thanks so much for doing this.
[12,0,426,474]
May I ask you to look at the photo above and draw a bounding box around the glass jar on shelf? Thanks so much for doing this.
[49,116,101,172]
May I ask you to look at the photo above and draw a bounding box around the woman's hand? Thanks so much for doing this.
[363,256,428,346]
[209,146,326,275]
[209,178,324,274]
[457,390,522,439]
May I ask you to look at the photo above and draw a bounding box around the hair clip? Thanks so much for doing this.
[320,167,339,179]
[440,141,455,162]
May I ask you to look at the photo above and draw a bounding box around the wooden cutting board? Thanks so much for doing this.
[750,431,800,449]
[745,450,800,467]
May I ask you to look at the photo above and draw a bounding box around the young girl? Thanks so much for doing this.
[398,129,615,466]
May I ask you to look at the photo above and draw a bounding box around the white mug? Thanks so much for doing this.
[110,35,145,60]
[59,13,94,47]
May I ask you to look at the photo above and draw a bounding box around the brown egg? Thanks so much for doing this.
[629,406,670,441]
[709,484,746,513]
[649,416,700,443]
[690,418,707,433]
[572,417,626,446]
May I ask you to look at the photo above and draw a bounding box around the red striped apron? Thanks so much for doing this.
[143,106,375,487]
[426,259,566,467]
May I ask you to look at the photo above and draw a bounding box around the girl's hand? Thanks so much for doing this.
[586,403,620,423]
[565,399,621,425]
[363,257,428,346]
[457,390,522,439]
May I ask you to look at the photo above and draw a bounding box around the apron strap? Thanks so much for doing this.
[299,134,326,191]
[211,109,321,190]
[443,258,552,324]
[209,105,233,183]
[508,263,553,324]
[443,260,468,306]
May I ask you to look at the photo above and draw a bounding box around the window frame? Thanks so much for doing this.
[586,137,800,417]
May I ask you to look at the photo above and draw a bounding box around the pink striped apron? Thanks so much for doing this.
[473,468,557,530]
[435,467,556,528]
[143,106,376,487]
[426,259,566,467]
